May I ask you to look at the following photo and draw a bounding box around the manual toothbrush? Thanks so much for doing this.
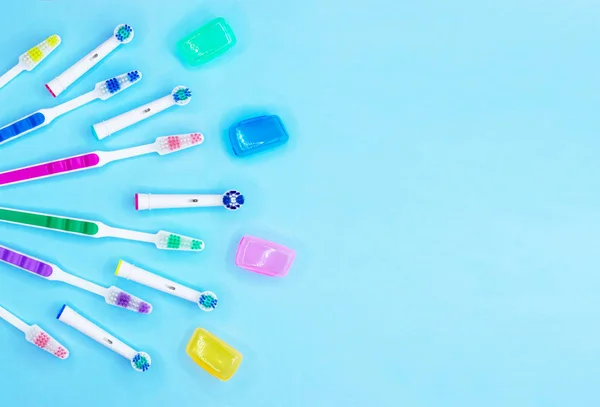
[0,244,152,314]
[0,303,69,359]
[0,35,61,90]
[0,133,203,187]
[0,70,141,145]
[0,206,205,252]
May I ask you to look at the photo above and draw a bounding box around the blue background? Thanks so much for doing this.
[0,0,599,406]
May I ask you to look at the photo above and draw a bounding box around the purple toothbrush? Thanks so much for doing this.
[0,244,152,314]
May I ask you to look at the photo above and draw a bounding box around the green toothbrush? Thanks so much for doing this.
[0,207,204,251]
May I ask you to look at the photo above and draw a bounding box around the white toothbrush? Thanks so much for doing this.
[0,206,205,252]
[92,86,192,139]
[57,305,151,372]
[0,132,203,187]
[0,70,141,146]
[0,244,152,314]
[116,260,218,312]
[46,24,134,97]
[135,190,245,211]
[0,304,69,359]
[0,35,61,90]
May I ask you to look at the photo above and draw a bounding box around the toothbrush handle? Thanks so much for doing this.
[92,95,174,140]
[0,305,28,332]
[136,194,223,210]
[47,91,97,117]
[0,112,47,145]
[0,153,101,186]
[0,207,100,237]
[0,64,23,89]
[116,261,200,303]
[0,244,54,278]
[57,306,136,359]
[46,36,120,97]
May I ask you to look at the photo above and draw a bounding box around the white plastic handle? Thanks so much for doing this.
[136,193,223,210]
[57,305,135,360]
[0,304,28,332]
[46,36,119,97]
[0,64,23,90]
[92,95,174,140]
[116,261,200,303]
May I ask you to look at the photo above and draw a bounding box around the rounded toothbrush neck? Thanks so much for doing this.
[55,270,107,297]
[100,142,157,163]
[47,90,97,118]
[0,64,24,89]
[0,305,29,333]
[101,224,157,244]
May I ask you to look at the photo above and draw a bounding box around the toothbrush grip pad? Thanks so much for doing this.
[0,208,99,235]
[0,153,100,186]
[0,112,45,143]
[0,245,53,277]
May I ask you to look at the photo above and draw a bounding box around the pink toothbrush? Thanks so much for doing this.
[0,133,204,187]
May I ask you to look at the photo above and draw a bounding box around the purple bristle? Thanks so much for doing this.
[138,302,151,314]
[116,292,132,307]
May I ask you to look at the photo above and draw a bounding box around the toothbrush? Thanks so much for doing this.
[0,207,205,252]
[0,132,203,187]
[0,303,69,359]
[0,244,152,314]
[57,305,151,372]
[135,190,244,211]
[116,260,218,312]
[46,24,134,97]
[0,35,61,90]
[92,86,192,140]
[0,70,141,146]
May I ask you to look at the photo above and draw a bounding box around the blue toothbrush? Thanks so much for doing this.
[0,70,142,146]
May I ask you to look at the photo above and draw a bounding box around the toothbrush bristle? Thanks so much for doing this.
[156,133,204,155]
[172,86,192,105]
[26,325,69,359]
[106,286,153,314]
[114,24,134,43]
[222,190,245,211]
[131,352,151,372]
[156,231,205,251]
[198,291,218,312]
[20,35,61,70]
[97,71,142,98]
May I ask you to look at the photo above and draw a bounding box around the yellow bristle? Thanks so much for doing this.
[26,47,44,63]
[46,35,60,48]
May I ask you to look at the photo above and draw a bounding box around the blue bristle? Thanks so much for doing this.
[115,25,133,42]
[127,71,140,82]
[173,88,192,102]
[223,195,231,206]
[132,354,150,372]
[105,78,121,94]
[199,294,217,309]
[237,195,245,205]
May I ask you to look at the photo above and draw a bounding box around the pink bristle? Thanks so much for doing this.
[191,133,203,144]
[167,136,181,151]
[34,332,50,349]
[54,347,68,359]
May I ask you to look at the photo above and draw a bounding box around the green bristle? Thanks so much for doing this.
[167,234,182,249]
